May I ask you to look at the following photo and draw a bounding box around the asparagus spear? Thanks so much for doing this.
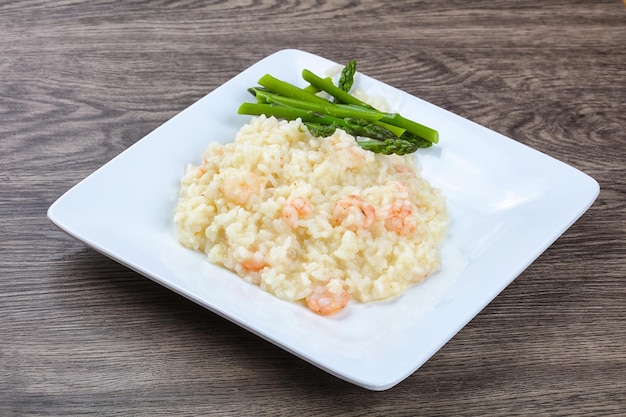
[257,74,328,105]
[238,103,407,144]
[338,59,357,92]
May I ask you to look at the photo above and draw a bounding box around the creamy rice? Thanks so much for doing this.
[174,116,447,315]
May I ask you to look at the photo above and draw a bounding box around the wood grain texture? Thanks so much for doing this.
[1,0,625,415]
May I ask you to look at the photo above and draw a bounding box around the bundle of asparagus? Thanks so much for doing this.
[238,60,438,155]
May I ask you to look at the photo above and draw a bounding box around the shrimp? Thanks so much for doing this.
[222,171,261,205]
[394,164,417,178]
[340,144,367,168]
[384,199,416,236]
[241,256,267,273]
[281,197,311,228]
[332,194,376,231]
[235,250,268,285]
[305,284,349,316]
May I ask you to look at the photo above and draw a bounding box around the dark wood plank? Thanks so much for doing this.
[1,0,625,415]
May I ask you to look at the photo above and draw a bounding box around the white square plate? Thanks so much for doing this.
[48,49,599,390]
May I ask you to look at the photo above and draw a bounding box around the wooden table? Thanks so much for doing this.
[2,1,624,415]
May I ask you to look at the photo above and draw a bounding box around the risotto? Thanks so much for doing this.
[174,115,447,315]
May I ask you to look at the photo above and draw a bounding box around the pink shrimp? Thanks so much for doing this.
[222,171,261,205]
[332,194,376,231]
[305,284,349,316]
[281,197,311,228]
[341,144,367,168]
[384,199,416,236]
[235,250,268,285]
[240,256,267,273]
[394,164,418,178]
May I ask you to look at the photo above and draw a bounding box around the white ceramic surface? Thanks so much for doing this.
[48,49,599,390]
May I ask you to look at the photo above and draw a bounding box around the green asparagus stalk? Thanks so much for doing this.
[302,69,372,108]
[238,103,404,143]
[257,74,328,105]
[303,76,333,94]
[238,103,341,125]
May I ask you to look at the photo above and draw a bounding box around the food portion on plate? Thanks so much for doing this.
[174,61,447,316]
